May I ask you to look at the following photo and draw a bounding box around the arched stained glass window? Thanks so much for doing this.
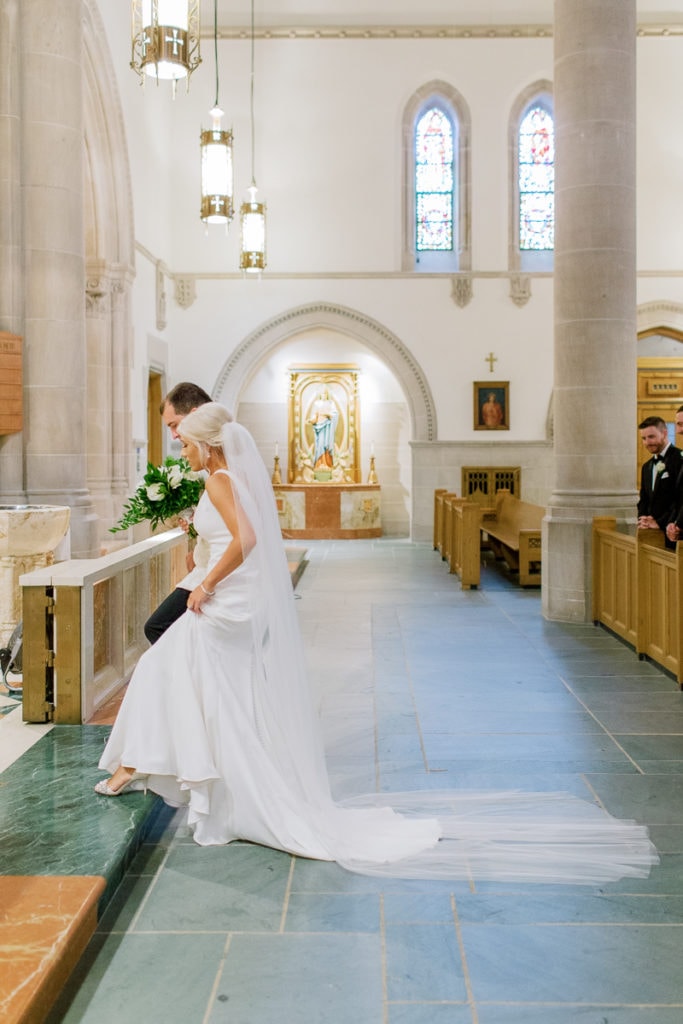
[415,107,454,253]
[519,105,554,251]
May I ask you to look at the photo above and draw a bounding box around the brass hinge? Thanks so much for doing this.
[45,594,55,615]
[45,650,55,668]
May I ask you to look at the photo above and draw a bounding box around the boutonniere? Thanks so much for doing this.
[655,461,667,476]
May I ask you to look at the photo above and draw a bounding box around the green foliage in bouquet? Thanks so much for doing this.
[110,457,204,537]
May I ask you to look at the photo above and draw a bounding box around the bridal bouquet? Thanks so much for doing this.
[110,457,204,538]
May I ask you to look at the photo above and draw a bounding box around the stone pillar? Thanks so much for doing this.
[543,0,638,621]
[110,267,134,504]
[84,261,134,534]
[20,0,97,556]
[85,262,114,527]
[0,0,26,502]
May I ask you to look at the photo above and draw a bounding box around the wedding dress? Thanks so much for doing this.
[99,420,658,885]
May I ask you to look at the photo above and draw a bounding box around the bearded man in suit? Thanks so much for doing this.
[637,416,681,539]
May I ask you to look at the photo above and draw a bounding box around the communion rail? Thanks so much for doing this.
[592,516,683,688]
[20,530,188,724]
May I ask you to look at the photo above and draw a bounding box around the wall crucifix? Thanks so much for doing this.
[485,352,497,373]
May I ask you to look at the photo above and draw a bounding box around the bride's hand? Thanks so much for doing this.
[187,585,211,613]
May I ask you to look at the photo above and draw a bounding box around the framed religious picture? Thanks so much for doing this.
[473,381,509,431]
[287,364,361,483]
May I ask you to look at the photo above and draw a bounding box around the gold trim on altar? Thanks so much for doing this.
[288,364,361,483]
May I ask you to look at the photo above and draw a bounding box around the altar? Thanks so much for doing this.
[273,363,381,538]
[273,483,381,540]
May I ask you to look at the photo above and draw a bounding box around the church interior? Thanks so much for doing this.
[3,0,683,1020]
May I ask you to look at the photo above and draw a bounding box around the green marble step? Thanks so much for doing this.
[0,726,171,912]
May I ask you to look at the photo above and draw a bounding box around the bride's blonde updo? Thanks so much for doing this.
[179,402,234,466]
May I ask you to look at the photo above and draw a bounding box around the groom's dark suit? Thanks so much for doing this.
[637,443,682,532]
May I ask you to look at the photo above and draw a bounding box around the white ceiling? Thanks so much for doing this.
[205,1,683,32]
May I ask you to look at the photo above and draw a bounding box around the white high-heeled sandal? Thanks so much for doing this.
[94,772,148,796]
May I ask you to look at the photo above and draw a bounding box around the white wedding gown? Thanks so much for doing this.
[100,474,438,860]
[100,453,658,885]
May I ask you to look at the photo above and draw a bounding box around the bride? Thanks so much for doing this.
[97,403,658,884]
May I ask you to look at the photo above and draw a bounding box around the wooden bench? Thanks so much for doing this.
[481,489,544,586]
[444,496,481,589]
[433,489,458,557]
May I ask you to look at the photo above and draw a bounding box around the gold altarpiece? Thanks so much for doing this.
[274,364,381,539]
[288,365,360,483]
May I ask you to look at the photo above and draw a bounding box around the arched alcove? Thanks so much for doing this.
[213,302,437,442]
[213,304,436,537]
[236,328,411,535]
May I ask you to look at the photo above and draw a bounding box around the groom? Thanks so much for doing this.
[143,381,212,644]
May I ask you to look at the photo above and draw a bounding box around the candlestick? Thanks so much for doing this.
[271,454,282,486]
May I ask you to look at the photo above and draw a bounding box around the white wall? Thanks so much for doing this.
[94,6,683,536]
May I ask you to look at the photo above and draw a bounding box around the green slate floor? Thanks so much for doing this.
[4,539,683,1023]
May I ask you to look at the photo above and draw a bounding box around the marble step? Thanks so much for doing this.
[0,727,170,1021]
[0,875,105,1024]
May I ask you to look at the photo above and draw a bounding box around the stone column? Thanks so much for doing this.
[85,261,114,526]
[110,267,134,504]
[0,0,26,502]
[543,0,637,621]
[84,261,134,534]
[21,0,97,556]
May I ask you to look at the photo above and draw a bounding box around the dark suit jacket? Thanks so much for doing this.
[638,444,682,531]
[671,456,683,530]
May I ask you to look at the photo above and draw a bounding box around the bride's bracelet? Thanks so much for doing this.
[200,583,215,597]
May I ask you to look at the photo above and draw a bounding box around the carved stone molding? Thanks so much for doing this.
[216,23,680,41]
[637,300,683,334]
[85,266,109,318]
[174,277,197,310]
[85,292,108,317]
[451,276,473,308]
[510,274,531,307]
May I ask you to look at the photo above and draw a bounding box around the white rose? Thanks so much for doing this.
[146,482,164,501]
[167,464,183,488]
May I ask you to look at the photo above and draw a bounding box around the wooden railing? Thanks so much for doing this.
[592,517,683,686]
[21,530,188,724]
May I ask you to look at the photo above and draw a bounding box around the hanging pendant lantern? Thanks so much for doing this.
[131,0,201,91]
[200,106,234,224]
[239,0,267,272]
[240,185,267,272]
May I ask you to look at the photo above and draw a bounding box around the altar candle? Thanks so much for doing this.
[275,442,279,458]
[370,441,375,456]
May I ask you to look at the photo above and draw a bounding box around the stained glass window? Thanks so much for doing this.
[519,105,554,251]
[415,107,454,252]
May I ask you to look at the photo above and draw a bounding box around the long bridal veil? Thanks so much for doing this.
[221,419,657,885]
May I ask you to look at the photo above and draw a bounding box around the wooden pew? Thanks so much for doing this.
[444,496,481,589]
[481,489,544,586]
[433,488,449,551]
[434,490,458,558]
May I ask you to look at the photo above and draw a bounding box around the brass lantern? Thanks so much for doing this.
[131,0,201,92]
[240,185,267,272]
[200,106,234,225]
